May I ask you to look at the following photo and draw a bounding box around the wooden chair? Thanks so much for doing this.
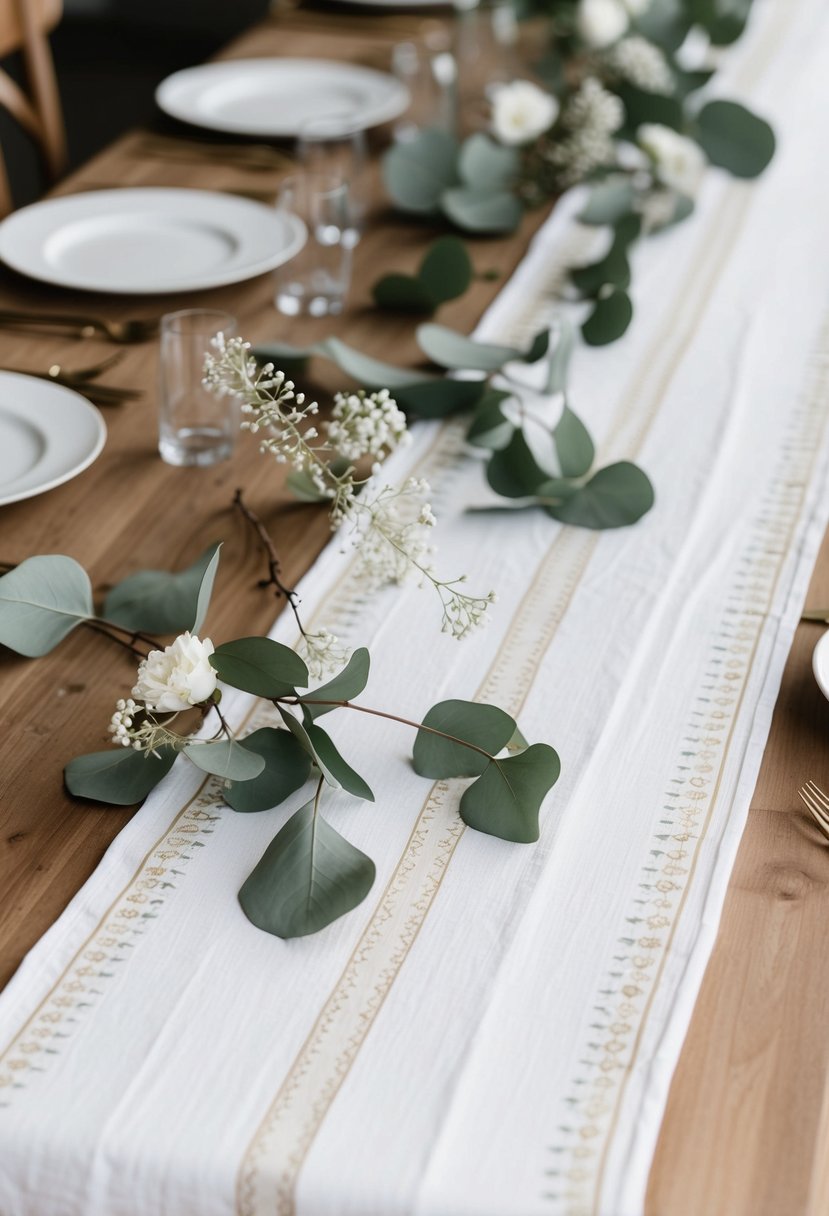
[0,0,66,216]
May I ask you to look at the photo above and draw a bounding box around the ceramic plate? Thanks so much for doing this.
[0,188,306,295]
[813,630,829,702]
[156,59,409,137]
[0,372,106,507]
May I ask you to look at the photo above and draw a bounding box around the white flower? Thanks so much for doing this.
[326,388,410,462]
[133,633,217,713]
[577,0,629,48]
[491,80,559,146]
[638,123,706,196]
[606,35,673,92]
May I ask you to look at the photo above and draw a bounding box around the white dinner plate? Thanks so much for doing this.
[0,372,106,507]
[813,631,829,703]
[0,188,307,295]
[156,59,410,137]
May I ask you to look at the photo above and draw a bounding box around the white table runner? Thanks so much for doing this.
[2,1,829,1213]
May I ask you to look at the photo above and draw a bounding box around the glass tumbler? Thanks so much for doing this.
[296,114,368,245]
[274,174,353,318]
[158,309,238,467]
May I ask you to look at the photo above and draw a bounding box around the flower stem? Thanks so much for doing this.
[81,618,149,658]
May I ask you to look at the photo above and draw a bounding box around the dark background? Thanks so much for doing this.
[0,0,272,208]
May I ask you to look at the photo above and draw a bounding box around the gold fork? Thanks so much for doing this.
[0,351,140,403]
[0,308,159,343]
[798,780,829,839]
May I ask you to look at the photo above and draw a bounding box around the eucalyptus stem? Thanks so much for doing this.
[233,488,308,639]
[81,619,149,659]
[281,696,495,763]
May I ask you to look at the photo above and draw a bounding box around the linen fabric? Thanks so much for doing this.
[1,1,828,1212]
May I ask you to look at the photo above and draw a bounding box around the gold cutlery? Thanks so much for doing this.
[134,134,292,173]
[0,309,158,343]
[801,609,829,624]
[798,780,829,839]
[0,353,140,404]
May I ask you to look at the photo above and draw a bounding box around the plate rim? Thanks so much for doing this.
[155,56,410,136]
[0,187,307,295]
[0,371,107,507]
[813,630,829,702]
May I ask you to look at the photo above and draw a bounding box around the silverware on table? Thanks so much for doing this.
[0,352,141,404]
[133,134,292,173]
[798,780,829,839]
[0,309,159,343]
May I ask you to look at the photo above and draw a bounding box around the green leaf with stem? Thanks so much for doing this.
[383,128,459,213]
[546,318,576,396]
[545,461,655,528]
[418,235,474,304]
[413,699,517,778]
[466,388,516,451]
[578,176,636,226]
[224,727,311,813]
[277,705,374,801]
[460,743,560,842]
[210,637,309,697]
[458,133,521,193]
[0,554,93,657]
[238,781,376,938]
[486,430,550,498]
[441,187,523,235]
[103,542,221,636]
[65,745,178,805]
[418,323,549,372]
[553,405,595,479]
[582,289,634,346]
[184,738,266,781]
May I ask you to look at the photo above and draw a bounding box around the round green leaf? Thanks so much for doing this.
[372,273,436,314]
[103,542,221,636]
[441,186,523,235]
[417,323,549,372]
[570,245,631,298]
[65,745,177,805]
[578,176,636,226]
[582,289,634,347]
[695,99,775,178]
[460,743,561,843]
[299,648,370,721]
[553,405,595,479]
[224,728,311,813]
[486,430,549,498]
[413,699,517,778]
[277,707,374,802]
[0,555,93,657]
[467,389,516,451]
[383,128,460,213]
[184,739,266,781]
[239,800,376,938]
[546,461,655,529]
[418,235,473,305]
[396,378,485,419]
[458,133,521,193]
[210,637,309,696]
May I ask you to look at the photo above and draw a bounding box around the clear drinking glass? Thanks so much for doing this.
[274,174,353,318]
[296,115,367,245]
[158,309,238,467]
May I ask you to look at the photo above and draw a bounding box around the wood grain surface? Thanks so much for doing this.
[0,9,826,1215]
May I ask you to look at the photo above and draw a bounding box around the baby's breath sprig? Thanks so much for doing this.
[204,335,496,640]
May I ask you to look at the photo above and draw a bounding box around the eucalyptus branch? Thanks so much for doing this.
[233,488,307,638]
[81,618,151,659]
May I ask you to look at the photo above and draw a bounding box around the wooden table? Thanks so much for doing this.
[0,10,827,1215]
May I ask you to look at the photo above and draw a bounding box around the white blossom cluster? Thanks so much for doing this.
[544,77,624,188]
[604,35,673,92]
[638,122,707,197]
[577,0,652,49]
[204,336,496,640]
[326,388,410,462]
[300,628,351,681]
[108,697,184,755]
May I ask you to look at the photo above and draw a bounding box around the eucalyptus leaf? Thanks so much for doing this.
[578,176,636,226]
[103,543,221,636]
[418,235,473,304]
[0,555,93,657]
[396,378,485,419]
[65,745,177,805]
[486,429,549,498]
[285,468,330,503]
[277,707,374,801]
[418,323,549,372]
[372,273,435,313]
[184,739,266,781]
[210,637,309,697]
[694,99,775,178]
[300,647,370,721]
[466,389,515,451]
[570,244,631,298]
[582,289,634,346]
[256,337,422,390]
[239,798,375,938]
[458,133,520,192]
[546,318,576,396]
[441,186,523,235]
[617,83,684,133]
[224,728,311,813]
[413,699,516,778]
[554,405,596,479]
[635,0,693,51]
[383,128,459,213]
[460,743,560,843]
[546,461,655,529]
